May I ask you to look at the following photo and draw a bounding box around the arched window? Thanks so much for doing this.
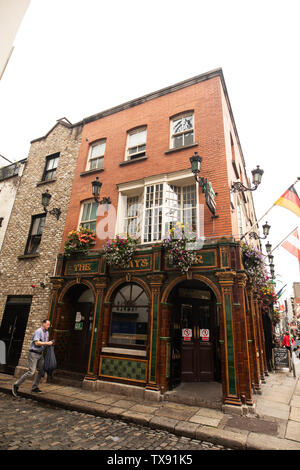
[109,283,150,349]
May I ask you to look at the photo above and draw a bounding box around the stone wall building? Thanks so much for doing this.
[0,118,82,375]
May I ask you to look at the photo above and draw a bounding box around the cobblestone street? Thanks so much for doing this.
[0,392,231,451]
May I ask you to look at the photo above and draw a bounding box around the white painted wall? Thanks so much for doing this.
[0,0,31,79]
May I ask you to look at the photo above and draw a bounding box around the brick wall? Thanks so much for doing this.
[0,122,82,368]
[61,74,242,251]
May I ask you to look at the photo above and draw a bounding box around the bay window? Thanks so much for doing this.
[117,175,198,243]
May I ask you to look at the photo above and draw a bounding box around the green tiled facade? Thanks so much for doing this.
[100,357,147,382]
[225,293,236,395]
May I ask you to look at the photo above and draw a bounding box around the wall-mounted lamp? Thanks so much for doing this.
[190,152,205,188]
[91,177,111,208]
[231,165,264,193]
[248,221,271,240]
[42,190,61,220]
[189,152,217,216]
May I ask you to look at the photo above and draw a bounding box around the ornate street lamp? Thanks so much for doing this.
[265,241,272,254]
[248,221,271,240]
[231,165,264,193]
[91,177,111,207]
[41,190,61,220]
[268,254,274,264]
[189,152,204,188]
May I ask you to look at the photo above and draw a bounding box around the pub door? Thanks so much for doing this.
[0,296,31,374]
[181,302,216,382]
[62,302,94,373]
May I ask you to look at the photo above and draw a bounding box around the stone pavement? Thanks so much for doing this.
[2,361,300,450]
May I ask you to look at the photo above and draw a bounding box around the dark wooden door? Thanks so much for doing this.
[0,301,31,374]
[181,303,215,382]
[63,302,94,373]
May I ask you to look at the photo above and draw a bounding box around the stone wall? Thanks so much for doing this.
[0,121,82,371]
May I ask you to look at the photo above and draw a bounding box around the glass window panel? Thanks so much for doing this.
[184,131,194,146]
[81,203,91,222]
[172,118,182,134]
[129,129,146,147]
[90,202,98,221]
[183,115,193,130]
[173,134,183,148]
[91,141,106,158]
[110,283,149,347]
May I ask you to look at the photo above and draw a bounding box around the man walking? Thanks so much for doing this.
[12,319,53,397]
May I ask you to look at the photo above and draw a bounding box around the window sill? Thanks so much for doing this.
[18,254,40,260]
[119,156,148,166]
[80,168,104,177]
[101,347,147,357]
[164,142,198,155]
[36,179,56,186]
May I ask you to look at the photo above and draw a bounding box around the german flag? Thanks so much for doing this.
[274,185,300,217]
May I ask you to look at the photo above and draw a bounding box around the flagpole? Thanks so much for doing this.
[265,226,299,257]
[242,177,300,240]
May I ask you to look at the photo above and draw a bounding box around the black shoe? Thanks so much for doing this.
[31,387,42,393]
[12,384,19,397]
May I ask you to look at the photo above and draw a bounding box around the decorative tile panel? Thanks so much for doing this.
[100,357,147,382]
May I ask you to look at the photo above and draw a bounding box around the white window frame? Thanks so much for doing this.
[78,199,98,232]
[116,170,200,244]
[86,139,106,171]
[170,112,194,149]
[125,127,147,161]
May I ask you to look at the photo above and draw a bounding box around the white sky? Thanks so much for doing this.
[0,0,299,300]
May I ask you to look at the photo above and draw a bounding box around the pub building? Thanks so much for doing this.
[48,69,267,411]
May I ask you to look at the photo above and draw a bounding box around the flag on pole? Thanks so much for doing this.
[274,185,300,217]
[281,228,300,263]
[276,284,287,299]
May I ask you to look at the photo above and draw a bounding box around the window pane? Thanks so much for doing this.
[89,157,103,170]
[90,202,98,221]
[172,118,182,134]
[91,141,106,158]
[31,215,46,235]
[46,157,58,170]
[81,203,91,222]
[184,131,194,146]
[173,134,183,148]
[183,115,193,130]
[129,129,146,147]
[110,283,149,347]
[27,235,42,254]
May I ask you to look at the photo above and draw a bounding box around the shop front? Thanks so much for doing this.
[48,240,267,410]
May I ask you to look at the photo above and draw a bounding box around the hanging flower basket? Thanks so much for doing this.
[163,222,196,274]
[241,243,268,288]
[259,282,279,312]
[64,228,96,258]
[104,235,137,268]
[272,308,281,325]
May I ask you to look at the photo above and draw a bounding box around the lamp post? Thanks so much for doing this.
[231,165,264,193]
[91,177,111,208]
[41,190,61,220]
